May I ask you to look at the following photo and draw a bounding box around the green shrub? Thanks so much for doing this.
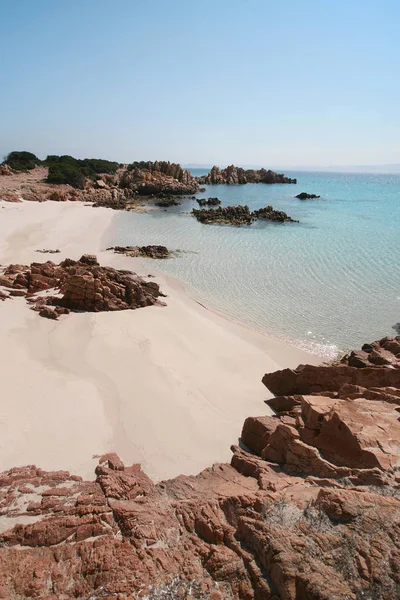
[44,155,119,187]
[4,151,41,171]
[47,163,86,189]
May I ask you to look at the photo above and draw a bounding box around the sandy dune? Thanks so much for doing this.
[0,201,320,481]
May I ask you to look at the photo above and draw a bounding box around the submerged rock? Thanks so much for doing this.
[107,245,171,259]
[296,192,321,199]
[155,198,181,207]
[196,197,221,206]
[35,248,61,254]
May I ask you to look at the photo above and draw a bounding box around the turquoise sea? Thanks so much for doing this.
[112,169,400,358]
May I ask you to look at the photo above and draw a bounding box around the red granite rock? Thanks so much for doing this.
[0,255,165,319]
[1,338,400,599]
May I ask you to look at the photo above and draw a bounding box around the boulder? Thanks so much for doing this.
[241,416,279,453]
[0,255,165,317]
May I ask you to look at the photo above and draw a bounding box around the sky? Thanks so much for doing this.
[0,0,399,167]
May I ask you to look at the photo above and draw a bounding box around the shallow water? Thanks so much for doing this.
[112,170,400,358]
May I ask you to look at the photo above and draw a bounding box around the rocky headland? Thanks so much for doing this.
[0,335,399,599]
[0,254,164,320]
[0,155,199,210]
[197,165,297,185]
[192,205,298,225]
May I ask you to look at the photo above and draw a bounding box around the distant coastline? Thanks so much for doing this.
[186,163,400,174]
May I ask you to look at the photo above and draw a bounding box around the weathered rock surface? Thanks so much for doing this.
[0,164,14,176]
[263,337,400,396]
[121,161,199,196]
[192,205,298,226]
[295,192,321,199]
[107,245,171,259]
[197,165,297,185]
[0,254,165,319]
[1,337,400,598]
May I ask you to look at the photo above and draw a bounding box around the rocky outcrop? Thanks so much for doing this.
[197,165,296,185]
[0,190,21,202]
[196,197,221,206]
[1,337,399,599]
[107,245,171,259]
[0,254,165,319]
[0,162,198,208]
[252,205,299,223]
[121,161,199,196]
[295,192,321,199]
[192,205,254,225]
[192,205,298,225]
[262,336,400,396]
[0,164,14,176]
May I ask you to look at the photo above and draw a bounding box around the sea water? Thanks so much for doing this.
[112,170,400,358]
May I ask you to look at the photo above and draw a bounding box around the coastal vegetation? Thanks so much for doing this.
[3,151,41,171]
[45,155,119,188]
[2,151,120,188]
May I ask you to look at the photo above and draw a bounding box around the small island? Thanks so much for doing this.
[197,165,297,185]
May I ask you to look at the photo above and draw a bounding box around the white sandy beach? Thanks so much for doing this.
[0,200,321,481]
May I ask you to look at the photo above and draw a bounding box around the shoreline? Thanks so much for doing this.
[0,200,321,482]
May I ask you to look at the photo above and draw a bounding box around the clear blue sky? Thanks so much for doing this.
[0,0,398,167]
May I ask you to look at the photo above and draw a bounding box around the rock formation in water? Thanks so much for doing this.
[120,161,199,196]
[197,165,297,185]
[192,205,254,225]
[0,335,399,599]
[192,205,298,225]
[252,205,299,222]
[196,197,221,206]
[155,198,181,207]
[296,192,321,200]
[0,254,164,319]
[107,245,171,259]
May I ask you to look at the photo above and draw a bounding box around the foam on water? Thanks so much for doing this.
[111,171,400,358]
